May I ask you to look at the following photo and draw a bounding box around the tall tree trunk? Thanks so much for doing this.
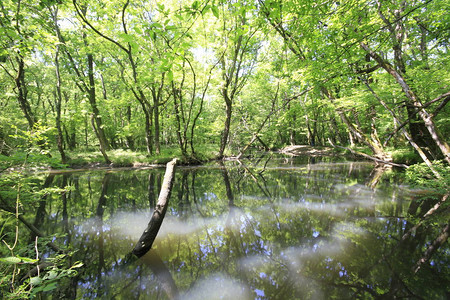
[54,45,68,163]
[172,86,188,157]
[151,82,164,155]
[15,56,36,129]
[87,52,111,162]
[125,106,134,150]
[154,101,161,155]
[135,97,153,155]
[219,95,232,159]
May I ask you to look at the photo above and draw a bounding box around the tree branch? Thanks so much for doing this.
[72,0,129,54]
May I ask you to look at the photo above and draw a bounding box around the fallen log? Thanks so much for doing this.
[132,158,178,258]
[328,139,409,168]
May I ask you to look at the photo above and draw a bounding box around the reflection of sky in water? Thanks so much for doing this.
[72,198,369,298]
[39,160,446,299]
[181,274,253,300]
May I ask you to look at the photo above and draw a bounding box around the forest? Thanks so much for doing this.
[0,0,449,299]
[0,0,448,168]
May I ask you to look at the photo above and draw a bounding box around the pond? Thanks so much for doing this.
[11,155,450,299]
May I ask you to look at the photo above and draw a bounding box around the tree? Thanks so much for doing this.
[0,0,39,129]
[53,2,111,163]
[258,0,449,169]
[215,1,260,158]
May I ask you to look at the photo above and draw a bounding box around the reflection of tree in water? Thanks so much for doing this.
[13,161,448,299]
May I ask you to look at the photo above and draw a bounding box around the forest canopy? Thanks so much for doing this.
[0,0,449,172]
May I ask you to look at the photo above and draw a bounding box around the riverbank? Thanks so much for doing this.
[0,145,426,174]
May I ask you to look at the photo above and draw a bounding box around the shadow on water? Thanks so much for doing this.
[14,155,449,299]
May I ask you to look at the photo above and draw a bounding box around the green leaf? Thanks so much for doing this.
[42,282,58,292]
[157,3,165,12]
[30,276,42,285]
[165,25,177,31]
[45,270,58,280]
[71,261,84,269]
[152,22,163,29]
[16,256,38,264]
[0,257,21,264]
[211,6,219,18]
[167,70,174,82]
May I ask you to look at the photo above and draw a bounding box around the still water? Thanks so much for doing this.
[27,155,450,299]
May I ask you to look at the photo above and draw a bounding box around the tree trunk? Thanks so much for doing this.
[90,115,111,164]
[323,87,389,160]
[151,83,163,155]
[54,45,68,163]
[219,95,232,159]
[15,56,36,129]
[172,86,188,157]
[87,52,110,156]
[125,106,134,150]
[360,42,450,164]
[154,100,161,155]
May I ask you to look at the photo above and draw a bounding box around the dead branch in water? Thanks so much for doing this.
[132,158,178,258]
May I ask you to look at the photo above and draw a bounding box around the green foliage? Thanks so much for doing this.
[390,148,421,165]
[28,258,83,298]
[405,161,450,191]
[0,152,67,171]
[0,253,82,299]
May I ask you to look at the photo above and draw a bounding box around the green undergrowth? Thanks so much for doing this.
[0,152,66,172]
[390,148,421,165]
[1,145,222,171]
[405,160,450,192]
[66,145,219,166]
[336,145,423,165]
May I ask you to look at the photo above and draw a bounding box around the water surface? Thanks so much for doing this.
[21,155,450,299]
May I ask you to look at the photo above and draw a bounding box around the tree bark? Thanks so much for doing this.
[132,158,178,257]
[87,51,111,157]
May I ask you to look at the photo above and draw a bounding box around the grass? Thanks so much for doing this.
[61,144,220,168]
[1,144,224,171]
